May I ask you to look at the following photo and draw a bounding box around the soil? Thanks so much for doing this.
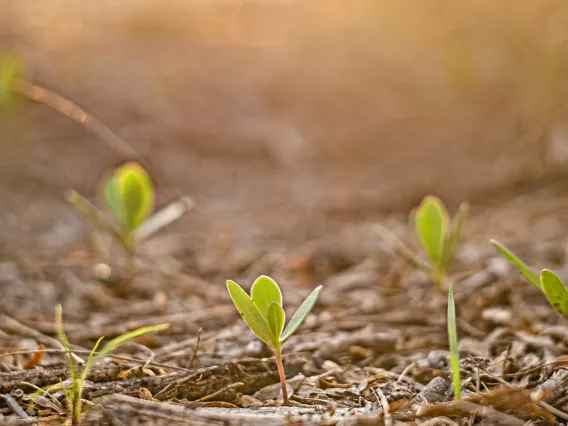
[2,181,568,425]
[4,1,568,425]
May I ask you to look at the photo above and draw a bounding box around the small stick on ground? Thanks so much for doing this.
[373,386,392,426]
[1,314,84,364]
[186,327,203,369]
[192,382,244,404]
[1,393,38,426]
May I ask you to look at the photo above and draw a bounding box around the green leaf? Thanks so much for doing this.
[103,175,126,229]
[440,202,468,271]
[80,324,169,382]
[115,162,155,232]
[540,270,568,319]
[251,275,282,315]
[281,285,322,343]
[267,301,286,344]
[103,163,155,232]
[447,284,461,401]
[0,54,21,108]
[21,382,65,413]
[227,280,277,348]
[490,240,541,290]
[414,196,449,267]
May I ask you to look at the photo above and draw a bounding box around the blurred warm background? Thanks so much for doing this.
[2,0,568,251]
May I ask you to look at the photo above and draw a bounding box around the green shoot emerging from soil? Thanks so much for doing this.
[377,195,468,291]
[0,53,22,108]
[67,162,155,257]
[226,275,322,406]
[66,162,192,280]
[447,284,461,400]
[491,240,568,319]
[25,305,169,425]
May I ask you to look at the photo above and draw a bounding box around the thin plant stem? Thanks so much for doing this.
[274,350,289,406]
[431,268,446,293]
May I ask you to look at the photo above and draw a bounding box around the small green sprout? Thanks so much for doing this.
[0,53,22,108]
[377,195,468,291]
[24,305,169,425]
[226,275,322,406]
[447,284,461,400]
[67,162,155,255]
[66,162,192,278]
[491,240,568,319]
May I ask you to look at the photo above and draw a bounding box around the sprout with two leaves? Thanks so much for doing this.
[377,195,468,291]
[227,276,322,405]
[491,240,568,319]
[66,162,192,279]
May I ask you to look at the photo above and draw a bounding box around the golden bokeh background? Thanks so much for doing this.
[2,0,568,247]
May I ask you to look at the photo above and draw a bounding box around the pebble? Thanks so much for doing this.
[486,256,511,278]
[481,307,513,325]
[0,261,19,281]
[457,244,482,264]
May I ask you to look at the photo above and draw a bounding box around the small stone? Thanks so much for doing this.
[0,261,19,281]
[487,257,511,277]
[482,307,513,325]
[457,244,482,264]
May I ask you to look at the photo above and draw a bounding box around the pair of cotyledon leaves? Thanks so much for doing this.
[103,162,155,233]
[413,196,468,273]
[491,240,568,320]
[227,276,322,351]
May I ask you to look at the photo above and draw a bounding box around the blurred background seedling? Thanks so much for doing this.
[24,305,169,425]
[491,240,568,319]
[0,53,23,109]
[377,195,468,291]
[66,162,193,281]
[227,275,322,406]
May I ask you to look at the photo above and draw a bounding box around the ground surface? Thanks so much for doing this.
[2,182,568,425]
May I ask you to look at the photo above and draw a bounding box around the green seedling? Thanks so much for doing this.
[447,284,461,400]
[67,161,155,256]
[24,305,169,425]
[66,162,192,277]
[491,240,568,319]
[227,275,322,406]
[0,53,23,108]
[377,195,468,291]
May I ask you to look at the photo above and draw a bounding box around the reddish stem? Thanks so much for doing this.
[274,350,289,406]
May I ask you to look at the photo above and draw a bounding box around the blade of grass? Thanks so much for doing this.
[87,324,170,367]
[56,304,82,424]
[447,284,461,400]
[22,382,65,412]
[55,305,78,385]
[77,336,104,386]
[490,240,541,289]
